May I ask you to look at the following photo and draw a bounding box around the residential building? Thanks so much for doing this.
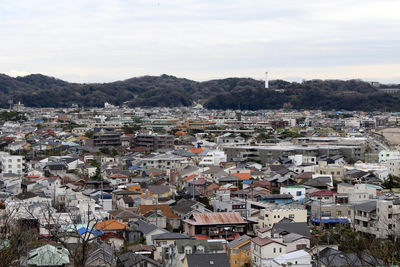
[258,204,307,229]
[227,235,252,267]
[0,153,24,174]
[199,150,227,166]
[133,134,174,152]
[251,237,286,267]
[280,186,306,202]
[184,212,248,240]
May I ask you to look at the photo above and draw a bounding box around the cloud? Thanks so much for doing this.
[0,0,399,83]
[4,70,31,77]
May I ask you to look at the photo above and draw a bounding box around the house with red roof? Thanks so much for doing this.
[309,190,337,203]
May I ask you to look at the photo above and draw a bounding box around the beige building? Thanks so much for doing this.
[314,162,344,181]
[258,205,307,229]
[251,237,286,267]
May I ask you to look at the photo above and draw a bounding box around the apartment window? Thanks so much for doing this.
[336,211,342,216]
[296,191,302,196]
[279,248,282,253]
[273,248,276,253]
[389,214,393,219]
[17,159,21,162]
[234,260,238,265]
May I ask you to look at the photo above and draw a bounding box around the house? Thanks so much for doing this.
[175,239,225,264]
[280,186,306,202]
[118,252,162,267]
[251,237,286,267]
[184,212,247,240]
[271,222,311,240]
[256,194,293,204]
[271,249,312,267]
[227,234,252,267]
[258,205,307,229]
[134,219,168,245]
[95,220,129,250]
[309,190,337,203]
[318,247,383,267]
[27,244,70,266]
[182,253,230,267]
[139,204,180,229]
[152,232,190,262]
[171,198,212,220]
[86,241,117,267]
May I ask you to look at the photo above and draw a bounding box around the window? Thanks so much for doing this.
[296,191,302,196]
[389,214,393,219]
[273,248,276,253]
[289,214,295,219]
[279,248,282,253]
[234,260,238,265]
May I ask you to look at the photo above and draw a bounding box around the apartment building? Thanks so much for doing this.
[258,204,307,229]
[133,134,174,152]
[354,199,400,239]
[0,152,24,174]
[224,144,364,164]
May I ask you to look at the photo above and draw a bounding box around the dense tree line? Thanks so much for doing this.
[0,73,399,111]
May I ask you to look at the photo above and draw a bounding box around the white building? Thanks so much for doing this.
[379,150,400,163]
[288,155,316,166]
[271,250,312,267]
[280,186,306,201]
[0,152,24,174]
[199,150,227,166]
[386,158,400,177]
[251,237,286,267]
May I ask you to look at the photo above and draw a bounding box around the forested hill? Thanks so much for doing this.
[0,73,399,111]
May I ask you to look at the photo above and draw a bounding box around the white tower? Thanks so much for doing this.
[265,72,269,89]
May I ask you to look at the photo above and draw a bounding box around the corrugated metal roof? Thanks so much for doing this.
[187,212,246,225]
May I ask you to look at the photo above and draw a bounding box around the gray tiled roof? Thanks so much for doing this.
[186,253,230,267]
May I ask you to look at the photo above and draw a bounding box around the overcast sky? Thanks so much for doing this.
[1,0,400,83]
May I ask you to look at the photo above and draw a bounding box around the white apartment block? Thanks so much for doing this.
[0,152,24,174]
[199,150,227,166]
[354,199,400,239]
[386,158,400,177]
[379,150,400,163]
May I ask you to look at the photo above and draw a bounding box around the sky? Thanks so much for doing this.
[1,0,400,83]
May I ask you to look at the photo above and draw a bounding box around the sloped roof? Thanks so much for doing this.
[232,173,251,180]
[227,234,251,249]
[310,190,337,197]
[139,204,180,219]
[185,212,246,225]
[96,219,128,231]
[27,244,70,266]
[186,253,230,267]
[272,222,311,238]
[176,239,224,253]
[251,237,285,247]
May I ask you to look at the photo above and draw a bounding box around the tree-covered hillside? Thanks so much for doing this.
[0,73,399,111]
